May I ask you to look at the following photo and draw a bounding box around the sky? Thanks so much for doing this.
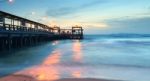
[0,0,150,34]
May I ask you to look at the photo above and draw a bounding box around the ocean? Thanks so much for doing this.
[0,35,150,81]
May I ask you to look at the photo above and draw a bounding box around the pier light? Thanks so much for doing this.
[0,0,15,3]
[8,0,14,3]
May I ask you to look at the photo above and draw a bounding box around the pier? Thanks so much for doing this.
[0,11,83,50]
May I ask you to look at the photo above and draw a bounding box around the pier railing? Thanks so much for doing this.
[0,11,83,50]
[0,24,51,33]
[0,11,83,38]
[0,11,53,35]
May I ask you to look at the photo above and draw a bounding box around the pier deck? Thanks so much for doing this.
[0,11,83,50]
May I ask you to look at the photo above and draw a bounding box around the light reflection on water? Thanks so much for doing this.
[72,40,83,62]
[1,37,150,81]
[72,70,81,78]
[1,40,84,81]
[71,40,82,78]
[14,50,62,81]
[43,50,61,65]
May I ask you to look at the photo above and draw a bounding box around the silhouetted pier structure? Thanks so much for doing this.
[0,11,83,50]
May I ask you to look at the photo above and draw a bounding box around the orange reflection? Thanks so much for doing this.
[12,50,62,81]
[72,40,83,62]
[25,66,59,81]
[72,40,83,78]
[43,50,61,65]
[72,70,81,78]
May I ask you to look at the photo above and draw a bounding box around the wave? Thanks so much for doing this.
[84,37,150,46]
[54,60,150,69]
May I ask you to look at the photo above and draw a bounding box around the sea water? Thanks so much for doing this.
[0,35,150,81]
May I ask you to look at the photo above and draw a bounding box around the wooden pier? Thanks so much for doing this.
[0,11,83,50]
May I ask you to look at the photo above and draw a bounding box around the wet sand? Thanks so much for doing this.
[0,75,121,81]
[0,74,36,81]
[54,78,121,81]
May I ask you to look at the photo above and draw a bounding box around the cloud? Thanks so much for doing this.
[79,0,107,8]
[46,0,107,17]
[79,21,108,28]
[104,17,150,34]
[82,17,150,34]
[148,6,150,10]
[148,6,150,13]
[46,7,75,17]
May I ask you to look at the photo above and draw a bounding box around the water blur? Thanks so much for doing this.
[0,36,150,81]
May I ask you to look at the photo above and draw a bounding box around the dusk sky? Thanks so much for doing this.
[0,0,150,34]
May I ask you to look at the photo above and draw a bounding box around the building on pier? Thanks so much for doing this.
[0,11,83,50]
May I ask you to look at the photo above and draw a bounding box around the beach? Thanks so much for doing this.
[1,0,150,80]
[0,74,121,81]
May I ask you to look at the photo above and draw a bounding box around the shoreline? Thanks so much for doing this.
[0,74,122,81]
[54,78,122,81]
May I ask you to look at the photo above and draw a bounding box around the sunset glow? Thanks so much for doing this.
[1,0,150,34]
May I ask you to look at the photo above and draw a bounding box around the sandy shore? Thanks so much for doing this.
[0,74,122,81]
[54,78,121,81]
[0,74,36,81]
